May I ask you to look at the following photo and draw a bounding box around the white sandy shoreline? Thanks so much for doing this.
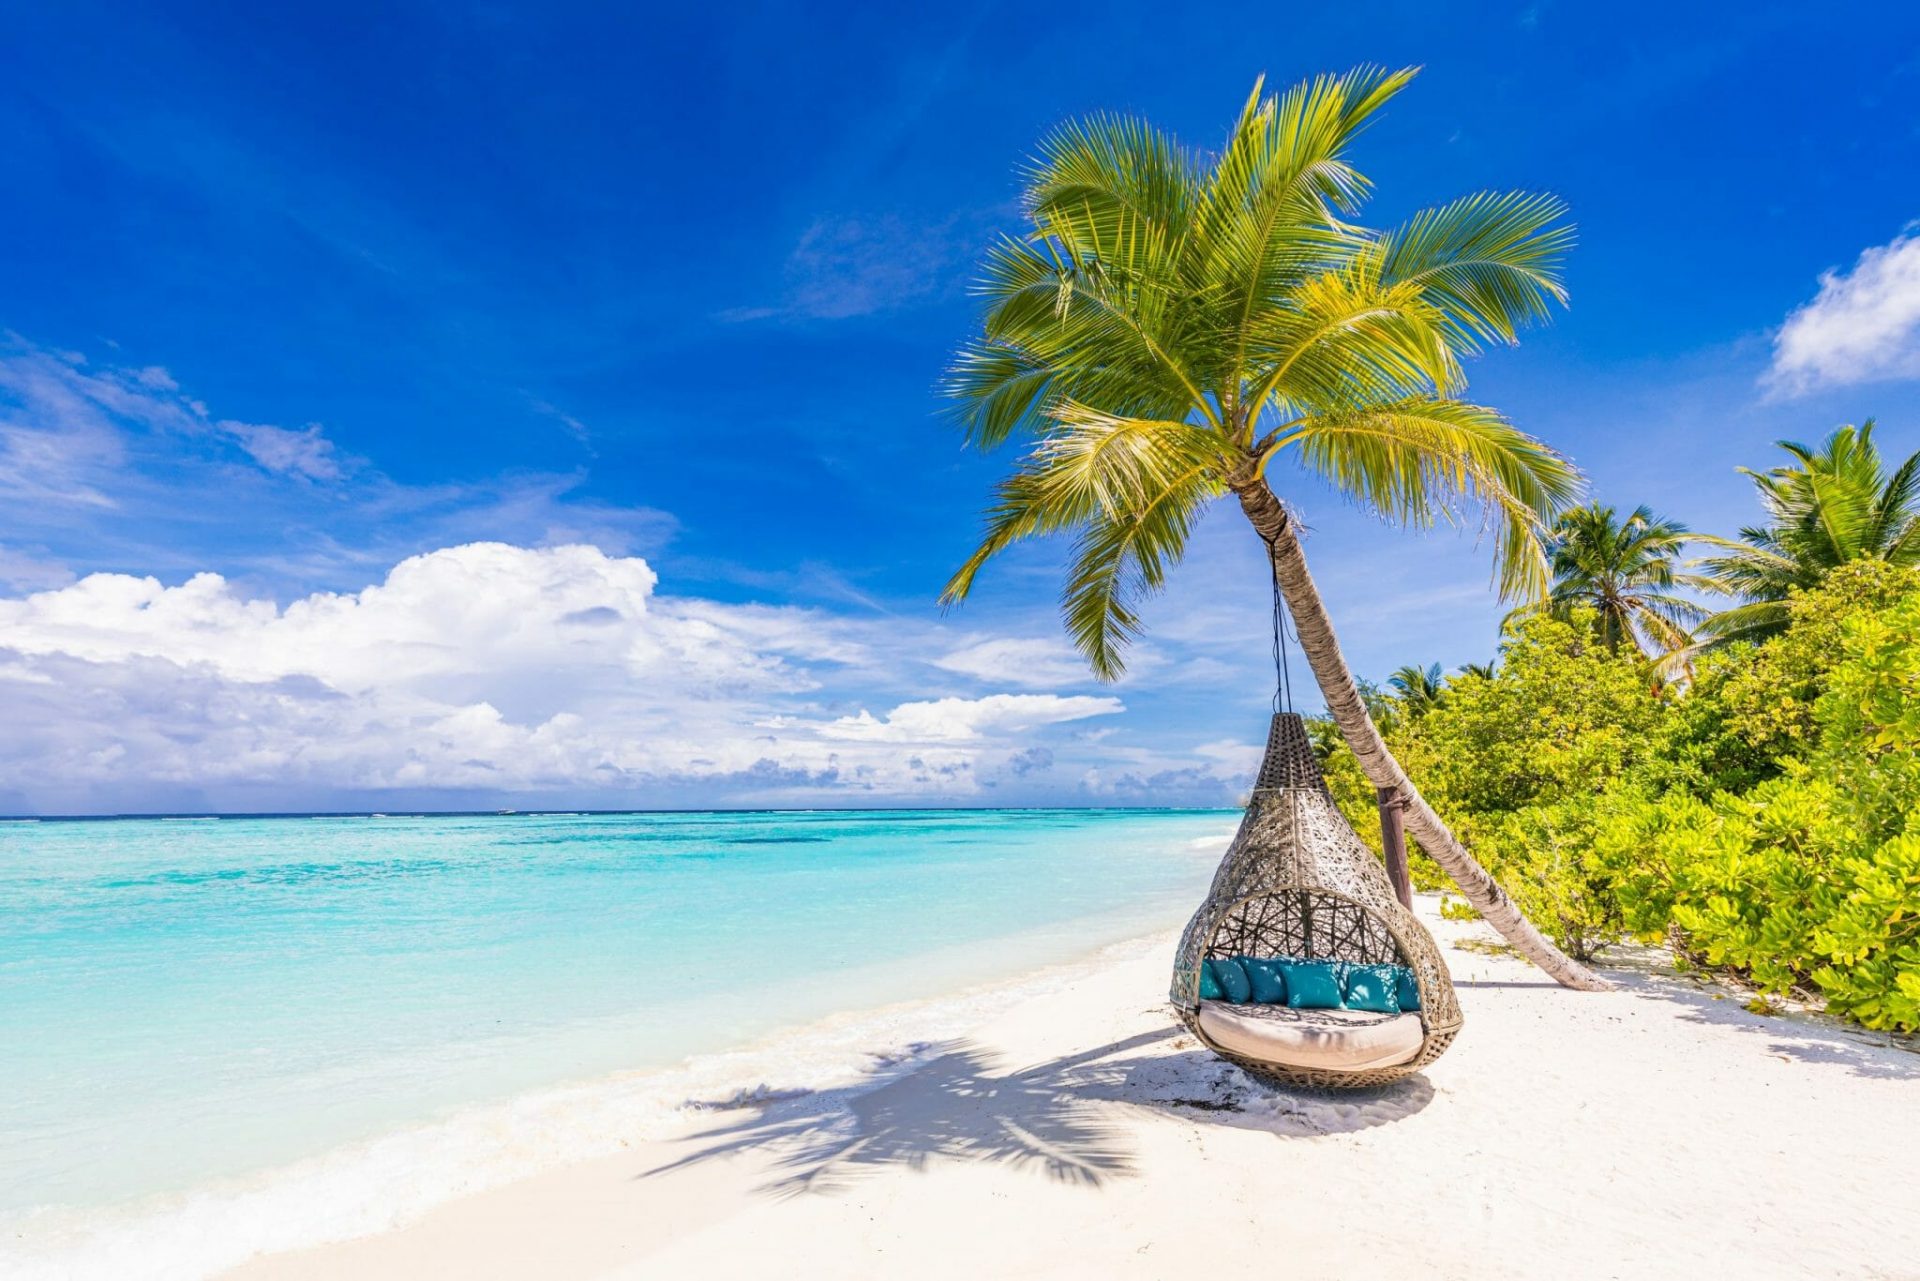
[3,918,1207,1281]
[202,894,1920,1281]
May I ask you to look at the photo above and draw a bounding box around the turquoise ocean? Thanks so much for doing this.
[0,808,1231,1277]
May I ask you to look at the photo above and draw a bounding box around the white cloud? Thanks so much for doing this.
[1190,738,1264,775]
[0,545,73,591]
[0,543,1159,811]
[0,335,675,592]
[721,209,998,323]
[215,420,342,480]
[1766,229,1920,396]
[930,636,1094,688]
[0,340,350,488]
[784,215,951,319]
[820,693,1123,742]
[0,345,130,508]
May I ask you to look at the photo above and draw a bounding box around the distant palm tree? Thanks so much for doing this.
[1698,422,1920,645]
[1455,660,1497,680]
[939,68,1604,989]
[1521,502,1714,657]
[1387,662,1446,718]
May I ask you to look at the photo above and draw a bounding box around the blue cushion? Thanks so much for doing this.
[1343,964,1402,1014]
[1395,966,1422,1012]
[1277,960,1344,1009]
[1197,960,1223,1001]
[1207,957,1252,1004]
[1237,956,1287,1004]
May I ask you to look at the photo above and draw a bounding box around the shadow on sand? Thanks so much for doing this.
[1593,950,1920,1083]
[640,1025,1434,1197]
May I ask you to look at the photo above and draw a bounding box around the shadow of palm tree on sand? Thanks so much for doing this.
[641,1024,1434,1197]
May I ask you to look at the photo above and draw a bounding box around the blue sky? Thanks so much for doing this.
[3,1,1919,813]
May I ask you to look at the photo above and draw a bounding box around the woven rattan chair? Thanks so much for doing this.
[1171,712,1462,1089]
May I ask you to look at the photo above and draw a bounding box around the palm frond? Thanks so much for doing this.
[942,408,1225,673]
[1274,397,1577,598]
[1696,423,1920,648]
[1377,190,1573,352]
[1247,257,1462,409]
[1197,66,1417,393]
[1694,597,1791,647]
[1058,454,1222,678]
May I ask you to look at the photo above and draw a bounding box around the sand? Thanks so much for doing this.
[222,896,1920,1280]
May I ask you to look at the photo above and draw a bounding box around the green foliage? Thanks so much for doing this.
[1610,770,1920,1033]
[1310,716,1381,852]
[1379,611,1666,959]
[1386,662,1446,718]
[1394,609,1664,827]
[1319,610,1663,902]
[1697,422,1920,647]
[1349,574,1920,1031]
[1517,501,1717,659]
[1708,562,1920,768]
[1623,585,1920,1031]
[1473,788,1676,961]
[1638,562,1920,800]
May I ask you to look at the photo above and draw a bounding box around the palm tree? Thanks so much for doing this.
[1455,660,1497,680]
[1698,422,1920,645]
[939,68,1606,990]
[1521,502,1714,657]
[1387,662,1446,718]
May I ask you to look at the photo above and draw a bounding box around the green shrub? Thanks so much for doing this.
[1400,610,1665,827]
[1605,590,1920,1032]
[1475,790,1662,961]
[1352,570,1920,1033]
[1697,562,1920,780]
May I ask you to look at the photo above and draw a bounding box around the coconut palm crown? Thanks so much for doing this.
[1520,502,1714,658]
[1698,422,1920,646]
[941,68,1609,990]
[942,66,1578,677]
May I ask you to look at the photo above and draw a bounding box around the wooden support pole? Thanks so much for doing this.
[1377,786,1413,909]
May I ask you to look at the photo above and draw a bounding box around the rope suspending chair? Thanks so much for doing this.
[1169,558,1460,1089]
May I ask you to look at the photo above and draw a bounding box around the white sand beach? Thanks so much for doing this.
[223,896,1920,1281]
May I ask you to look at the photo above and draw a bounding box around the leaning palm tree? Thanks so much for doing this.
[1387,662,1447,719]
[940,68,1606,990]
[1698,422,1920,645]
[1520,502,1715,658]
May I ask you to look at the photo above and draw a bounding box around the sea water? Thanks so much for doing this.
[0,808,1230,1276]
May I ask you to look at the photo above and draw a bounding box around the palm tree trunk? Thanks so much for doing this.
[1230,473,1611,991]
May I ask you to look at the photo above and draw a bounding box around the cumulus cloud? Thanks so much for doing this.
[0,543,1179,812]
[1766,229,1920,396]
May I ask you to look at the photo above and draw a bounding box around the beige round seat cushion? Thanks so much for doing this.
[1196,1000,1423,1073]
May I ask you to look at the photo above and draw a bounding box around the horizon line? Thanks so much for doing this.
[0,803,1243,824]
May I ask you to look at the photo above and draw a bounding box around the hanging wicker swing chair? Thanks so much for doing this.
[1171,711,1462,1090]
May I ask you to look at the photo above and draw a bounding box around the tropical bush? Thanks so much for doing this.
[1604,592,1920,1030]
[1337,563,1920,1031]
